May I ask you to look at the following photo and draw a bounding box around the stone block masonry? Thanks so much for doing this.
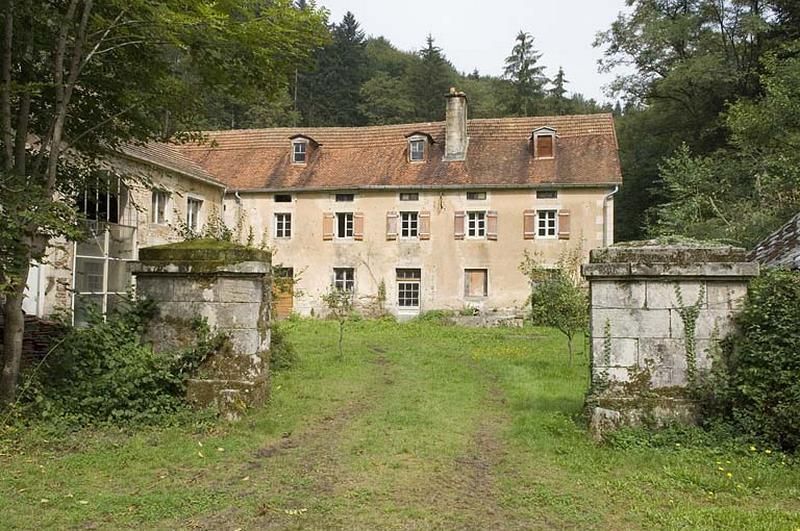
[582,243,758,438]
[133,240,271,420]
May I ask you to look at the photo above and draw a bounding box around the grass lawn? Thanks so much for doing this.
[1,319,799,530]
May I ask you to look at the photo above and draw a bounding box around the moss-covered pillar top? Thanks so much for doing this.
[134,239,271,276]
[582,241,759,279]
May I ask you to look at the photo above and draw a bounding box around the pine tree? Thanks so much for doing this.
[503,31,547,116]
[408,35,456,122]
[549,66,569,114]
[298,11,368,126]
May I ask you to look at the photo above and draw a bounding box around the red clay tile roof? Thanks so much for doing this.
[748,212,800,269]
[119,143,224,188]
[173,114,621,191]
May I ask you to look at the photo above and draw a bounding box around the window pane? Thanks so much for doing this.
[274,194,292,202]
[74,294,104,327]
[75,258,105,293]
[335,193,354,202]
[76,225,106,257]
[467,191,486,200]
[400,192,419,201]
[107,259,131,293]
[536,190,557,199]
[108,224,136,259]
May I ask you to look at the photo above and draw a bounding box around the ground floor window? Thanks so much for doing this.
[396,268,421,308]
[334,267,355,292]
[73,223,137,326]
[464,268,488,298]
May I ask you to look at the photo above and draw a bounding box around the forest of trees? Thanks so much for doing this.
[194,9,612,130]
[604,0,800,246]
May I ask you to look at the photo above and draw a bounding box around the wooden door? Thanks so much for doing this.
[273,267,294,320]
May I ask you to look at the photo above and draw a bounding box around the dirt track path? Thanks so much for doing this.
[180,350,523,530]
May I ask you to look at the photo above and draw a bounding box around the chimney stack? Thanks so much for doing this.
[444,88,468,161]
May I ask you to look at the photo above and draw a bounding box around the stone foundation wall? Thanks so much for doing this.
[582,244,759,438]
[133,240,271,420]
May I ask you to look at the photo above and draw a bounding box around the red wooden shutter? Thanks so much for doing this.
[419,211,431,240]
[558,209,571,240]
[322,212,334,240]
[487,210,498,241]
[386,211,398,240]
[537,135,554,158]
[354,212,365,241]
[523,209,536,239]
[454,211,465,240]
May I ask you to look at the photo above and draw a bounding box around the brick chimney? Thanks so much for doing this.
[444,88,468,161]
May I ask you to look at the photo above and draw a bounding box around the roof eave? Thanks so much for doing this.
[223,181,623,194]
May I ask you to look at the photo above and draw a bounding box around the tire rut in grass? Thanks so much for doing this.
[188,354,396,530]
[410,384,523,529]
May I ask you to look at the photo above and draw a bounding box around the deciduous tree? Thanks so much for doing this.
[0,0,327,405]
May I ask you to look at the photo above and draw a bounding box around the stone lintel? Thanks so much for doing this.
[590,243,748,264]
[583,261,758,279]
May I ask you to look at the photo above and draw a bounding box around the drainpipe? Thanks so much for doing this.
[602,185,619,247]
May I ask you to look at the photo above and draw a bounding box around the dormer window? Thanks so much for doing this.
[289,134,319,165]
[292,140,307,164]
[409,138,425,161]
[405,132,434,163]
[531,127,556,159]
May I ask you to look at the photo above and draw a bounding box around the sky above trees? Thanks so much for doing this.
[319,0,630,103]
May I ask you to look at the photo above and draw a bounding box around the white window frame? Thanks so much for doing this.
[187,197,203,233]
[336,212,354,239]
[150,190,169,225]
[537,209,558,238]
[72,181,137,326]
[409,137,425,162]
[292,140,307,164]
[334,267,355,292]
[396,268,421,308]
[467,210,486,239]
[400,211,419,239]
[275,212,292,239]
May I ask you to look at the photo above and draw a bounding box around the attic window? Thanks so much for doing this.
[536,135,554,158]
[292,140,307,164]
[531,127,556,159]
[274,194,292,203]
[409,138,425,162]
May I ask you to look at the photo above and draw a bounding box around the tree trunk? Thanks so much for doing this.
[566,334,574,366]
[0,263,28,406]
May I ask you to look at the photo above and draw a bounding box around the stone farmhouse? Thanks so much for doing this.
[24,91,622,322]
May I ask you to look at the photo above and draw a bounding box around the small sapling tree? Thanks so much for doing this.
[519,242,588,364]
[322,286,354,358]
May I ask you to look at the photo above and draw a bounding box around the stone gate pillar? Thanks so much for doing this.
[582,243,758,438]
[133,240,271,419]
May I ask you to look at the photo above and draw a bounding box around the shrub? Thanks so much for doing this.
[20,301,221,427]
[704,269,800,452]
[269,324,298,371]
[413,310,455,326]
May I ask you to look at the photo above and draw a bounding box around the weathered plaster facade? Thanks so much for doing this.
[228,187,613,316]
[582,244,759,437]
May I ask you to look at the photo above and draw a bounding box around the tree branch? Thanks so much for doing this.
[1,0,13,172]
